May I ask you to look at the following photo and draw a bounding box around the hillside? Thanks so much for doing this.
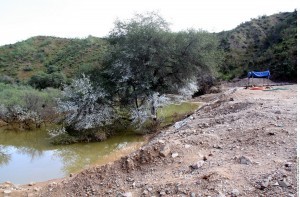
[0,11,297,86]
[218,10,297,81]
[0,36,108,84]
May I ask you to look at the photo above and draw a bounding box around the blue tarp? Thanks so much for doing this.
[247,70,270,78]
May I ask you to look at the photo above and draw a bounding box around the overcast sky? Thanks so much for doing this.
[0,0,298,46]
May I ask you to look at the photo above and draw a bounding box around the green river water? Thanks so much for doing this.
[0,127,144,184]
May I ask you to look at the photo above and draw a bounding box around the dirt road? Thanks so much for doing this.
[1,84,297,197]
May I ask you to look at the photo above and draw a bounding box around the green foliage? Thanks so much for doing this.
[0,75,15,84]
[50,133,78,145]
[0,83,61,128]
[218,11,297,81]
[0,83,59,107]
[23,65,33,72]
[101,12,222,106]
[0,36,109,83]
[28,72,66,89]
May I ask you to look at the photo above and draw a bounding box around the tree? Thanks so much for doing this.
[56,75,114,133]
[101,12,222,123]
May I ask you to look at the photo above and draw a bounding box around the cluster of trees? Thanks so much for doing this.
[57,13,222,136]
[0,13,222,142]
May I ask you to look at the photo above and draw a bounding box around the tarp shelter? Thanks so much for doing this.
[247,70,271,78]
[247,70,271,86]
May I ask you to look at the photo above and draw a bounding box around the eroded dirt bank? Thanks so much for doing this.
[1,84,297,197]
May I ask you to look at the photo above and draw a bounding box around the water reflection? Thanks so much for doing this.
[16,147,44,161]
[0,127,144,184]
[0,147,11,166]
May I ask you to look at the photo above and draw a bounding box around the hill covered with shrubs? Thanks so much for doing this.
[218,10,297,81]
[0,10,297,87]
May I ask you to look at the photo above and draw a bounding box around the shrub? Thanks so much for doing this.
[0,75,15,84]
[0,83,61,129]
[28,72,66,89]
[23,65,33,72]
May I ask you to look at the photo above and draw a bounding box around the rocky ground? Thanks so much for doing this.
[0,84,297,197]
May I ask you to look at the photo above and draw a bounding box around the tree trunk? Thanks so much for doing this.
[150,99,157,121]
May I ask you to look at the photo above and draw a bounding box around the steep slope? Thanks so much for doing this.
[218,11,297,81]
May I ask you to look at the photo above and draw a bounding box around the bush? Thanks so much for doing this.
[28,72,66,89]
[0,83,61,129]
[50,133,78,145]
[23,65,33,72]
[0,75,15,84]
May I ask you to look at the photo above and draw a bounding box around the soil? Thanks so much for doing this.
[0,83,297,197]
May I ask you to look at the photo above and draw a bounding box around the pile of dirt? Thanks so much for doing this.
[1,84,297,197]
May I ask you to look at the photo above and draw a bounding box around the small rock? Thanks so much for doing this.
[3,190,11,194]
[209,86,220,93]
[160,145,171,157]
[33,187,40,192]
[229,97,234,101]
[274,110,281,114]
[231,189,239,196]
[278,179,290,188]
[238,156,251,165]
[217,192,226,197]
[28,182,35,186]
[158,140,165,144]
[142,190,148,195]
[213,144,222,149]
[69,173,74,177]
[147,187,153,192]
[172,152,179,158]
[260,176,272,189]
[190,192,196,197]
[184,144,191,149]
[122,192,132,197]
[160,190,166,195]
[190,160,204,169]
[174,120,187,129]
[285,162,292,167]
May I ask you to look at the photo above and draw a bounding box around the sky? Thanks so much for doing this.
[0,0,298,46]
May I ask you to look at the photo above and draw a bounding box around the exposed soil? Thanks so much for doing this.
[0,83,297,197]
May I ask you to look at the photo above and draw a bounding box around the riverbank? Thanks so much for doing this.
[1,83,297,196]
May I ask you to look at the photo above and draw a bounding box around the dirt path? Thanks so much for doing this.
[1,84,297,197]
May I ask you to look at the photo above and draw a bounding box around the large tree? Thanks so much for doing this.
[101,12,222,122]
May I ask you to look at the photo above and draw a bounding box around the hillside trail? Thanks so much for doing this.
[0,84,297,197]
